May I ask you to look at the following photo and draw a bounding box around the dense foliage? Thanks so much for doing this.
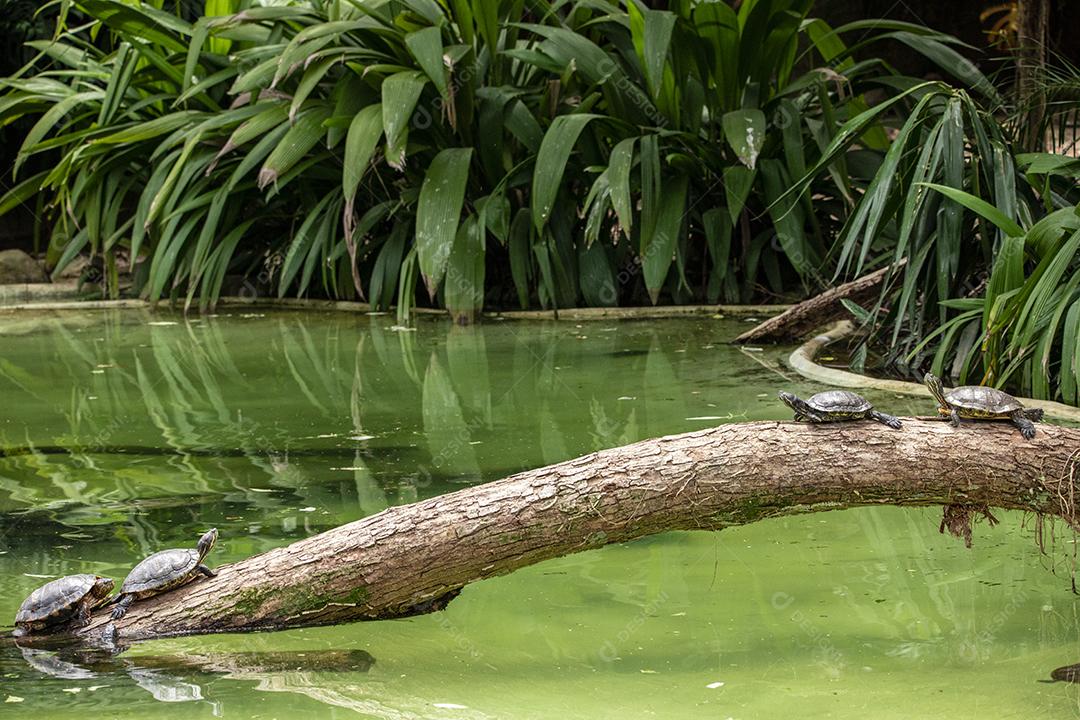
[2,0,1079,405]
[0,0,983,316]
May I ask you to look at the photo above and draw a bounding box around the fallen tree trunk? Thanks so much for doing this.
[65,419,1080,642]
[734,263,902,344]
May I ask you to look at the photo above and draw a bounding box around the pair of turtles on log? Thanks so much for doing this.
[779,373,1044,439]
[13,529,217,637]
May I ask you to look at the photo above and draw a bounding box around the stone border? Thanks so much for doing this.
[0,295,787,320]
[789,320,1080,422]
[0,281,82,306]
[487,304,785,320]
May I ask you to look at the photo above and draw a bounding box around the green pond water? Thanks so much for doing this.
[0,309,1078,719]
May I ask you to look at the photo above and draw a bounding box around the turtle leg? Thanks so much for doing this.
[197,564,217,578]
[110,594,133,620]
[1024,408,1045,422]
[799,409,827,423]
[1010,410,1036,440]
[925,374,957,423]
[868,410,902,429]
[74,602,92,628]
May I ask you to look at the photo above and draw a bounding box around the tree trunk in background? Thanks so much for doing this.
[1017,0,1049,149]
[49,419,1080,643]
[733,263,901,344]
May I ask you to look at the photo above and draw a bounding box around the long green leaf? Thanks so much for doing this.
[406,27,448,99]
[531,114,598,232]
[381,71,426,170]
[257,107,331,189]
[722,109,765,169]
[342,103,384,207]
[445,216,485,322]
[608,137,635,240]
[643,174,688,304]
[416,147,473,298]
[919,182,1025,238]
[1061,299,1080,405]
[628,3,675,98]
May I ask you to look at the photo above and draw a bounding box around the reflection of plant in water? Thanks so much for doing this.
[588,399,638,452]
[422,353,482,483]
[0,315,732,539]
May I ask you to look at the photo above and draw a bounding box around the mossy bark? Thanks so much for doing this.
[70,419,1080,642]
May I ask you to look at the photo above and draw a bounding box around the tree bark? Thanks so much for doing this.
[57,419,1080,643]
[734,263,902,344]
[1016,0,1049,150]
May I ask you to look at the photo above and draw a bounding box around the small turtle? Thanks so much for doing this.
[1048,663,1080,684]
[110,528,218,620]
[778,389,902,429]
[924,373,1043,439]
[14,574,114,637]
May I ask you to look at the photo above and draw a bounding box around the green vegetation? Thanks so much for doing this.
[0,1,987,312]
[0,0,1078,405]
[913,156,1080,403]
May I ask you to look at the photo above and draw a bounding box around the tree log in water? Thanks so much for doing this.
[734,263,902,344]
[59,419,1080,642]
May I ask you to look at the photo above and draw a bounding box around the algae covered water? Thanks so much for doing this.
[0,309,1077,719]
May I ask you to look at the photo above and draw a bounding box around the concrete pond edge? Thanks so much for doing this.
[789,320,1080,423]
[0,293,787,320]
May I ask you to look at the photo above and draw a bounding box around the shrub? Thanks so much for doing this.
[0,0,996,322]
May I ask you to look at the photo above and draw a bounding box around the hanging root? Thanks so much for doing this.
[1050,450,1080,528]
[939,503,1000,548]
[1033,450,1080,592]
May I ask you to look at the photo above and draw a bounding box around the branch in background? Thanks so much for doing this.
[734,263,903,344]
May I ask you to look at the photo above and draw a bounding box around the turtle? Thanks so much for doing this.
[924,373,1044,439]
[778,389,902,429]
[14,574,114,637]
[110,528,218,620]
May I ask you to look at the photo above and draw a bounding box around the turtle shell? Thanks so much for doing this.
[120,548,200,596]
[16,574,111,626]
[945,385,1023,415]
[806,390,872,414]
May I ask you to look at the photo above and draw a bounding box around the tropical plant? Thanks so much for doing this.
[775,79,1031,368]
[906,154,1080,404]
[790,46,1080,404]
[2,0,552,320]
[0,0,1000,322]
[519,1,1006,309]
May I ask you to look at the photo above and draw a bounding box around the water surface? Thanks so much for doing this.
[0,310,1077,718]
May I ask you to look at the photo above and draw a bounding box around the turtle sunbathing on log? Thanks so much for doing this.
[110,528,218,620]
[924,373,1043,439]
[14,574,114,637]
[778,390,902,429]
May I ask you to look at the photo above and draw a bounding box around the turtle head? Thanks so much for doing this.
[923,373,948,405]
[90,576,115,605]
[777,391,802,413]
[197,528,218,560]
[778,391,817,420]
